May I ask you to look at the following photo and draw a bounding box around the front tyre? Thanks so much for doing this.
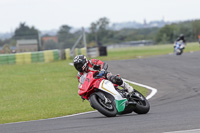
[132,90,150,114]
[89,93,117,117]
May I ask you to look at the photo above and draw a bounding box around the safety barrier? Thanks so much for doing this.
[0,48,87,65]
[0,50,59,65]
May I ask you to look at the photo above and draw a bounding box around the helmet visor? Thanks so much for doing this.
[75,63,84,72]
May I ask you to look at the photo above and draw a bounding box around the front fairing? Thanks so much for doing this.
[78,72,95,96]
[78,72,103,99]
[98,80,127,113]
[175,41,185,50]
[175,42,181,50]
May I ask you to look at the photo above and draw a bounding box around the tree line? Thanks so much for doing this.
[155,20,200,44]
[87,17,200,45]
[0,18,200,50]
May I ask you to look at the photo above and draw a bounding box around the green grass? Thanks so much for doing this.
[97,42,200,61]
[131,84,149,97]
[0,42,199,124]
[0,61,92,124]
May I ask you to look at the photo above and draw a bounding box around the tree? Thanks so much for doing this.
[13,22,39,40]
[89,22,98,45]
[88,17,110,46]
[57,25,79,49]
[155,24,177,43]
[2,44,12,53]
[192,20,200,41]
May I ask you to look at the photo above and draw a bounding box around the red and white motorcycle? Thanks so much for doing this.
[78,71,150,117]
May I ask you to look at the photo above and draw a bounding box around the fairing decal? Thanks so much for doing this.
[115,99,127,112]
[101,80,116,95]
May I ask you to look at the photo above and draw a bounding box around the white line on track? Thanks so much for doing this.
[123,79,157,100]
[2,111,97,125]
[69,63,73,66]
[163,129,200,133]
[2,63,157,125]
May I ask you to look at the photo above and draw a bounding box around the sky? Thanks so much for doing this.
[0,0,200,33]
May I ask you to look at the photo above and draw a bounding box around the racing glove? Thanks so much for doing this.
[98,69,106,77]
[93,65,101,70]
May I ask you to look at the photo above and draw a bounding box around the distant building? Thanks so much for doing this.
[16,39,38,53]
[41,36,58,50]
[42,36,58,43]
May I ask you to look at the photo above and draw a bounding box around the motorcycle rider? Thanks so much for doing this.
[174,34,186,48]
[73,55,134,99]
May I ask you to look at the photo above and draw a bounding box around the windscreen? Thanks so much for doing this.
[79,72,88,84]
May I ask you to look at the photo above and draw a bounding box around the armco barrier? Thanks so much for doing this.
[65,48,70,60]
[38,51,45,62]
[0,48,89,65]
[53,50,59,60]
[24,52,32,64]
[8,54,15,64]
[80,48,86,56]
[44,50,54,63]
[31,52,39,63]
[16,53,24,64]
[72,48,86,57]
[0,54,8,65]
[0,50,60,65]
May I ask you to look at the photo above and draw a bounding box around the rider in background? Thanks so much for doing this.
[174,34,186,48]
[73,55,134,99]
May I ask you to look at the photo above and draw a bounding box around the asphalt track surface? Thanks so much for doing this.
[1,51,200,133]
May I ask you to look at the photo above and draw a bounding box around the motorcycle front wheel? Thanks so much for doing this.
[89,92,117,117]
[175,49,183,55]
[131,90,150,114]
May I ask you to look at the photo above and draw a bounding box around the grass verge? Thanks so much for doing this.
[97,42,200,61]
[0,61,92,124]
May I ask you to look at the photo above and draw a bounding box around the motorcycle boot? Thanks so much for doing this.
[108,74,134,94]
[120,81,134,94]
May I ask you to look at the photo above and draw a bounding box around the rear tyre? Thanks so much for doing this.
[89,93,117,117]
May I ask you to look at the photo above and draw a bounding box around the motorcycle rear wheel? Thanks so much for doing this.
[90,92,117,117]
